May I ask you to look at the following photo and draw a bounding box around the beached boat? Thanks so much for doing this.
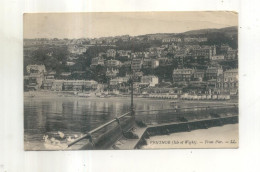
[78,93,91,97]
[169,100,179,106]
[96,93,111,98]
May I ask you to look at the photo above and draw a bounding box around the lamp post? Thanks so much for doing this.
[130,57,135,116]
[130,76,134,115]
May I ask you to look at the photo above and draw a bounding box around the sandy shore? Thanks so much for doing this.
[24,90,238,105]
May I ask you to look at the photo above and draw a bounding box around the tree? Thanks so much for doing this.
[200,32,238,49]
[91,65,108,83]
[218,60,238,70]
[24,46,69,74]
[118,66,131,77]
[154,65,176,82]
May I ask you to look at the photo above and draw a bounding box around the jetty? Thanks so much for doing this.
[67,104,238,150]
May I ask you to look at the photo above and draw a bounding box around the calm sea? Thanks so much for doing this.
[24,96,174,150]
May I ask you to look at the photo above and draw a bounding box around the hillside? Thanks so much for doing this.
[182,26,238,36]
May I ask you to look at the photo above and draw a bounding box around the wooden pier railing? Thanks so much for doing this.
[67,111,132,148]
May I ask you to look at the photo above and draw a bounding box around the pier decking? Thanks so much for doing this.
[114,127,147,150]
[115,115,238,150]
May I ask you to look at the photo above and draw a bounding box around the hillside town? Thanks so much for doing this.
[24,27,238,100]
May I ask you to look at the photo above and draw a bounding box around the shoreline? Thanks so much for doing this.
[24,90,238,104]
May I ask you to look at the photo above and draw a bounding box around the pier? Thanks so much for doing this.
[67,104,238,150]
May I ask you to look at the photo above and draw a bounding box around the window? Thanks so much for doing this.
[224,83,228,88]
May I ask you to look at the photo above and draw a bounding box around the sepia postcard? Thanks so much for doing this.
[23,12,238,151]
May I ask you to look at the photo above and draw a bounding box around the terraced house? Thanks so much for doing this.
[216,69,238,95]
[172,68,195,83]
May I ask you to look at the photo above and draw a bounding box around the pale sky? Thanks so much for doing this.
[23,12,238,39]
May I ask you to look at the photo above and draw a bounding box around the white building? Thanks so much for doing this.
[110,77,129,86]
[211,55,225,61]
[141,75,159,87]
[26,64,46,74]
[105,59,122,68]
[25,64,46,90]
[107,49,117,58]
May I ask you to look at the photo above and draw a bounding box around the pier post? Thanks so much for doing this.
[130,56,135,117]
[115,117,123,133]
[87,133,95,147]
[130,76,135,117]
